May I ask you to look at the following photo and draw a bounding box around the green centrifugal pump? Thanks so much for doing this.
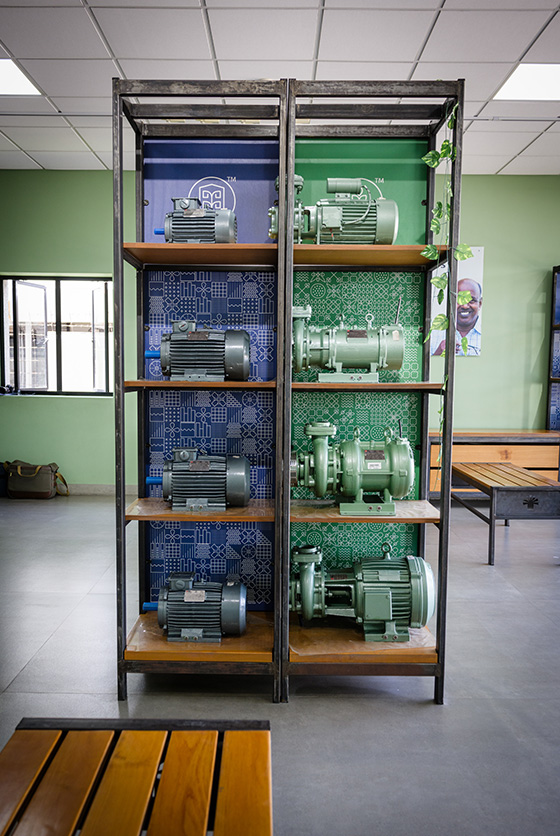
[292,303,404,382]
[290,544,435,642]
[268,175,399,245]
[291,422,414,515]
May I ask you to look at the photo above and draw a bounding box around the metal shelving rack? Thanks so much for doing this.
[112,77,463,704]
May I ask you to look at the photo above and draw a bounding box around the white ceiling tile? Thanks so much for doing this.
[478,100,560,118]
[91,0,198,5]
[207,0,317,5]
[97,150,136,170]
[66,115,111,128]
[50,97,112,115]
[0,114,68,127]
[467,118,554,132]
[0,132,16,150]
[119,60,216,81]
[73,126,112,153]
[0,149,42,169]
[0,95,57,114]
[1,126,89,152]
[523,14,560,62]
[443,0,558,8]
[499,155,560,175]
[548,122,560,132]
[0,8,109,59]
[19,60,118,98]
[30,151,106,170]
[208,8,317,61]
[0,44,9,58]
[316,63,414,81]
[412,62,512,102]
[522,131,560,155]
[320,9,437,62]
[219,61,313,81]
[324,0,442,6]
[0,0,80,5]
[94,8,211,60]
[421,10,552,62]
[461,155,516,175]
[463,102,486,119]
[462,130,543,157]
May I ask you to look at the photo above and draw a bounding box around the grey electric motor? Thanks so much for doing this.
[160,320,251,381]
[158,572,247,642]
[163,447,250,512]
[154,197,237,243]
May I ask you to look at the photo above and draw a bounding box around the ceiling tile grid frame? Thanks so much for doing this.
[0,1,557,172]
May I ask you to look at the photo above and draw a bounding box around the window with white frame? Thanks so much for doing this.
[1,277,113,395]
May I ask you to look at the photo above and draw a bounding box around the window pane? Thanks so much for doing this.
[61,280,112,393]
[16,280,54,390]
[3,280,14,388]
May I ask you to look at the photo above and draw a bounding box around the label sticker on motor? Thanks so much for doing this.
[392,330,400,340]
[184,590,206,603]
[366,462,383,470]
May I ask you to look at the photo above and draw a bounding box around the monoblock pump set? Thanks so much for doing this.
[269,175,399,245]
[292,304,404,382]
[154,197,237,243]
[158,572,247,643]
[145,320,251,382]
[291,422,414,515]
[147,447,251,512]
[290,544,435,642]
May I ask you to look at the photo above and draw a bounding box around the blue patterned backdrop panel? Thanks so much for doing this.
[148,521,274,610]
[549,382,560,430]
[145,270,277,382]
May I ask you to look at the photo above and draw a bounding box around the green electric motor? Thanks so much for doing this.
[290,422,414,515]
[290,544,435,642]
[268,175,398,245]
[292,304,404,382]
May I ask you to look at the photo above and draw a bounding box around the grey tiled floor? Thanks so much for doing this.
[1,495,559,835]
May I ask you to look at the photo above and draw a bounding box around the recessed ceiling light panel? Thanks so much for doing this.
[494,64,560,101]
[0,60,41,96]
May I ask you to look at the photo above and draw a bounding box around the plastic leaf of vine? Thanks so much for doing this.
[433,201,444,220]
[431,273,448,290]
[430,218,441,234]
[431,314,449,331]
[461,337,469,355]
[457,290,473,305]
[421,244,439,260]
[454,243,474,261]
[437,289,445,305]
[422,150,441,168]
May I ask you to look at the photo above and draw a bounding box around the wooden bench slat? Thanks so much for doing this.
[79,730,167,836]
[454,462,560,488]
[214,731,272,836]
[14,731,113,836]
[146,731,218,836]
[0,729,61,836]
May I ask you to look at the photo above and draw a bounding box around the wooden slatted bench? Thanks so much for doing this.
[451,462,560,565]
[0,719,272,836]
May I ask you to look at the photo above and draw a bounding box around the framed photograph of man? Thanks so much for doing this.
[430,247,484,357]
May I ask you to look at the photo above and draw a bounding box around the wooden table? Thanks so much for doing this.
[451,462,560,565]
[0,719,272,836]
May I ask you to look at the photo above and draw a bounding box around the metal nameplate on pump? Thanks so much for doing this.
[186,331,209,341]
[188,461,210,472]
[364,450,385,460]
[347,330,368,338]
[183,589,206,603]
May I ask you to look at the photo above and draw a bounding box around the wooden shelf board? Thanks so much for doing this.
[123,242,277,268]
[125,611,273,663]
[125,379,276,390]
[289,618,437,664]
[293,381,443,392]
[126,498,275,522]
[290,499,440,524]
[123,242,445,270]
[293,244,446,268]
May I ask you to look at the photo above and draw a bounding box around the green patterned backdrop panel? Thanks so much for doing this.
[293,270,424,383]
[290,522,420,571]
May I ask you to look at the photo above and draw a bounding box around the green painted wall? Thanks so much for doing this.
[0,170,138,486]
[1,170,558,485]
[429,175,559,430]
